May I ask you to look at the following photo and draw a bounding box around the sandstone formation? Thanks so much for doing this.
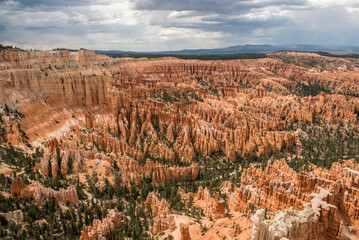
[232,159,359,239]
[251,209,267,240]
[41,138,116,189]
[80,209,125,240]
[10,180,79,205]
[4,49,357,162]
[251,188,342,240]
[180,223,191,240]
[119,155,199,186]
[0,210,24,225]
[179,186,226,219]
[1,50,358,176]
[39,136,199,188]
[204,192,226,219]
[142,192,176,234]
[228,159,307,212]
[0,49,358,239]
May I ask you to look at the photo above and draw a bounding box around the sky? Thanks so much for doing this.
[0,0,359,51]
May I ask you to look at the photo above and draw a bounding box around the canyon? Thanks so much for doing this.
[0,48,358,239]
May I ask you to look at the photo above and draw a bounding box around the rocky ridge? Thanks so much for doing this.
[238,158,359,239]
[10,180,79,205]
[0,49,358,239]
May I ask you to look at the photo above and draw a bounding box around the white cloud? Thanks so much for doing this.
[308,0,359,8]
[239,6,291,21]
[0,0,358,50]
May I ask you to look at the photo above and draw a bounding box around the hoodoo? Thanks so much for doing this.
[0,48,358,239]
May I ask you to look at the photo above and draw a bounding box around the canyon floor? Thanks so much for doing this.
[0,48,358,240]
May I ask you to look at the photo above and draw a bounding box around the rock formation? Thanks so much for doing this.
[242,159,359,239]
[203,191,226,219]
[179,186,226,219]
[228,159,310,212]
[251,209,267,240]
[0,210,24,225]
[180,223,191,240]
[80,209,125,240]
[142,192,176,234]
[10,180,79,205]
[5,49,356,160]
[118,155,199,186]
[251,188,342,240]
[0,49,359,239]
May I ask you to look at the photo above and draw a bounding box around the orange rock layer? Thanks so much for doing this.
[10,180,79,205]
[2,49,357,165]
[142,192,176,234]
[80,209,125,240]
[221,158,359,239]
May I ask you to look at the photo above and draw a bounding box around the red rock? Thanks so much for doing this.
[80,209,125,240]
[180,223,191,240]
[142,192,176,234]
[118,155,199,186]
[0,210,23,225]
[10,180,78,205]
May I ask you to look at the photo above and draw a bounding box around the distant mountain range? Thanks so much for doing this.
[95,44,359,56]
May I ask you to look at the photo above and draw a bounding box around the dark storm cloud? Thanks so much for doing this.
[132,0,308,37]
[131,0,307,12]
[13,0,91,7]
[0,24,6,33]
[149,13,288,33]
[0,0,110,7]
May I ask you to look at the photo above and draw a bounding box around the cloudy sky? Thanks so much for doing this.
[0,0,359,51]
